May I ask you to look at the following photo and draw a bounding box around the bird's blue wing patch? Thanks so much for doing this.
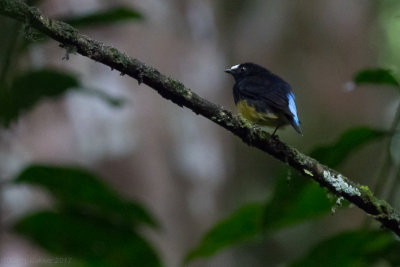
[287,92,300,126]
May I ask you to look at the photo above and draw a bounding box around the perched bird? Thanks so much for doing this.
[225,62,302,135]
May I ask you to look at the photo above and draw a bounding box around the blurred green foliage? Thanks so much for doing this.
[353,68,399,88]
[0,69,79,126]
[184,203,264,263]
[311,127,387,167]
[0,3,142,126]
[63,7,143,28]
[0,69,124,126]
[16,165,158,228]
[292,230,400,267]
[13,165,161,267]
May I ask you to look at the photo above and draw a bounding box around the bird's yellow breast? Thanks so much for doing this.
[236,100,282,127]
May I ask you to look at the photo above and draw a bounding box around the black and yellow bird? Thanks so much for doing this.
[225,62,302,135]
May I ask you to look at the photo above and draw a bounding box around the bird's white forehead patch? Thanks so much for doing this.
[230,64,240,70]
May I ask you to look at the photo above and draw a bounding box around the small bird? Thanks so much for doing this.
[225,62,302,135]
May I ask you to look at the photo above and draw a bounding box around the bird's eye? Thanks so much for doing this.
[241,66,247,72]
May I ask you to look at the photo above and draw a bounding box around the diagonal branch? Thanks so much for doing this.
[1,0,400,237]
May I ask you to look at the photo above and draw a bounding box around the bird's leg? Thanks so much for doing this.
[271,125,280,138]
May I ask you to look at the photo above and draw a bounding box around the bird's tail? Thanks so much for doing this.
[290,120,303,135]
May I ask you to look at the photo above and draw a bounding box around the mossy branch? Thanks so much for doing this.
[1,0,400,237]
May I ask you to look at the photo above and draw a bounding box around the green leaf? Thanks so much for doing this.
[64,7,143,28]
[11,69,79,98]
[184,178,332,264]
[80,87,125,107]
[311,127,386,168]
[27,0,42,5]
[264,127,385,230]
[263,175,332,231]
[0,69,124,127]
[353,68,399,88]
[0,69,79,126]
[20,7,143,50]
[291,230,400,267]
[184,203,264,263]
[14,211,161,267]
[14,165,158,228]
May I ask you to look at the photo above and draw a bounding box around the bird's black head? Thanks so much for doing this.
[225,62,270,81]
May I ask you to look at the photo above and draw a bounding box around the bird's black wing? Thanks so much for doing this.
[235,76,293,116]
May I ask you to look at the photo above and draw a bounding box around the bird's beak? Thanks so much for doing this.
[225,68,232,73]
